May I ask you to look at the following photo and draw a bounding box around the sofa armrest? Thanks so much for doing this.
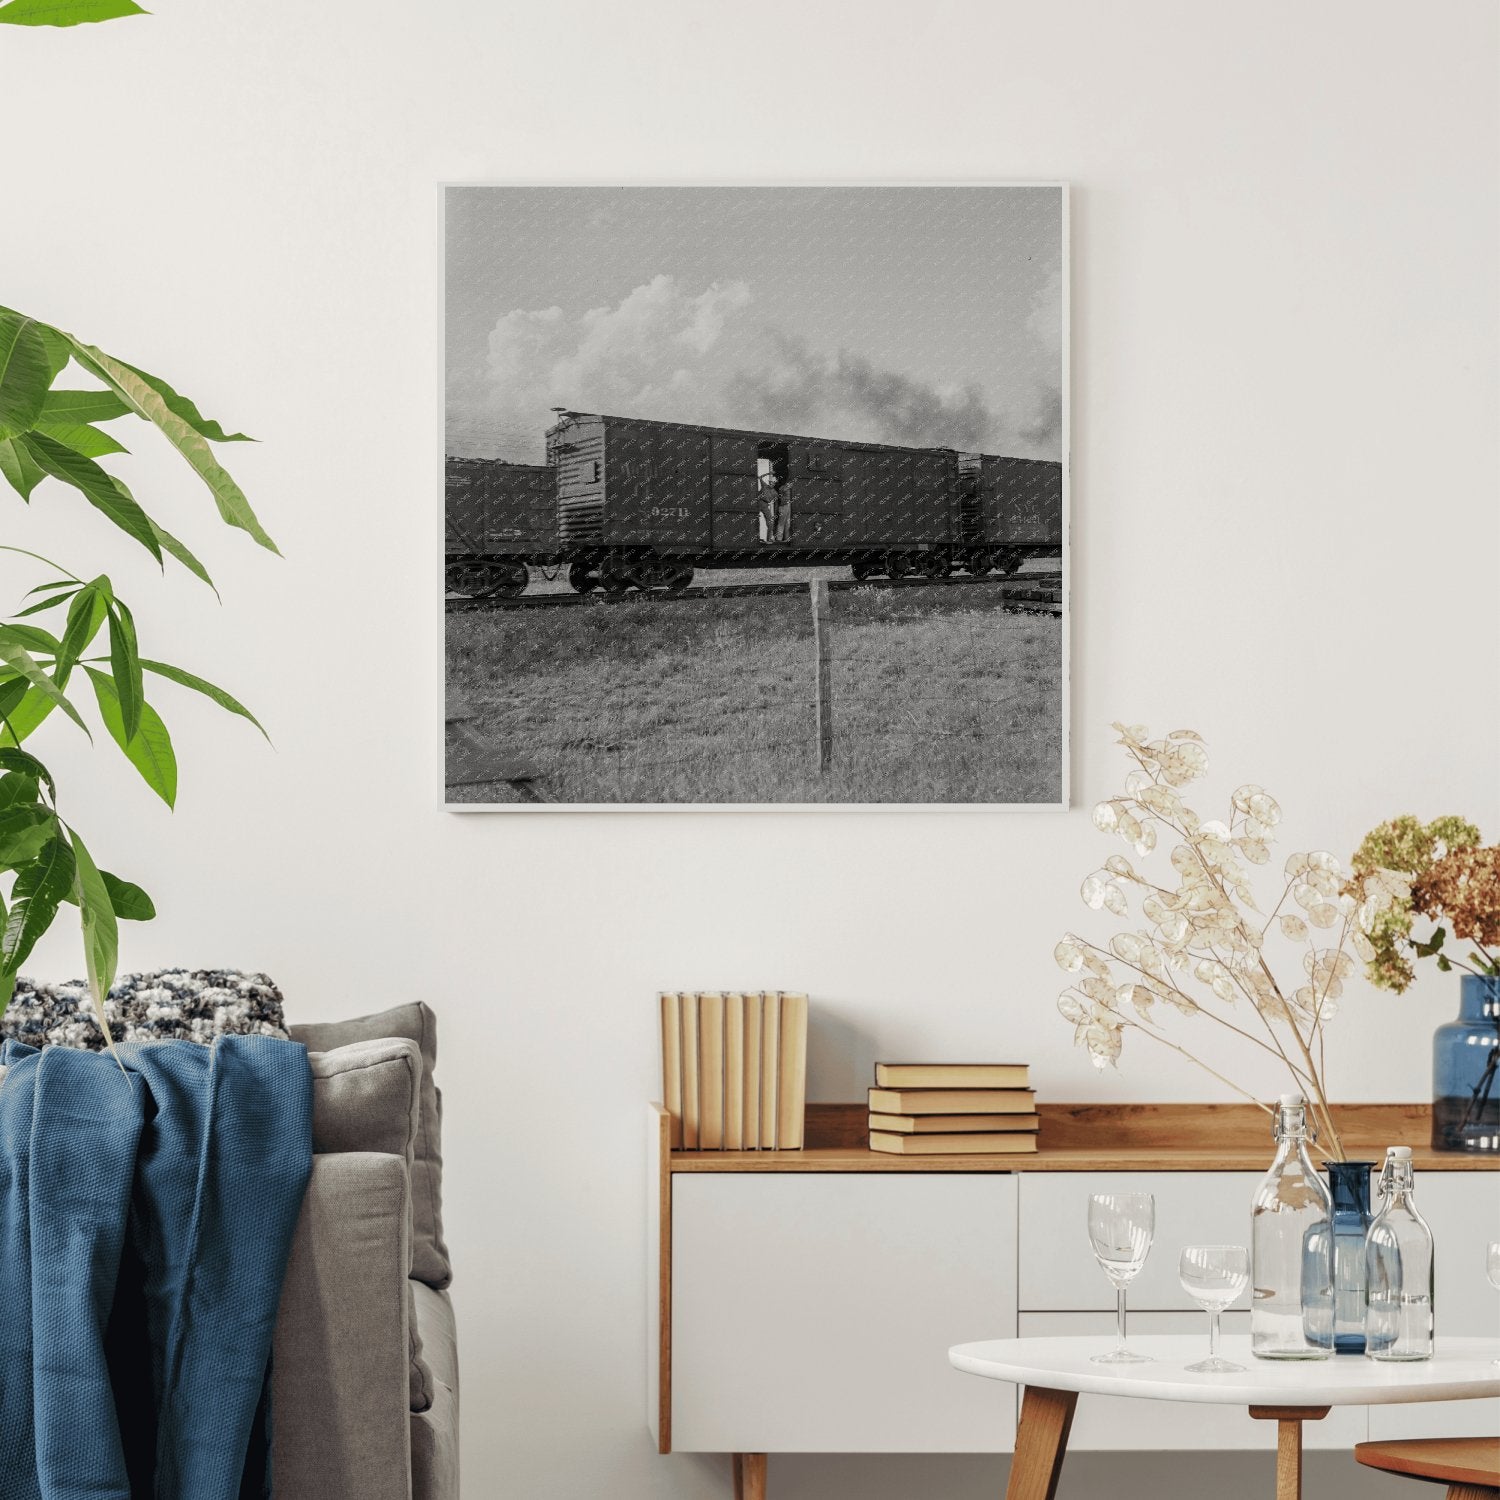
[272,1152,413,1500]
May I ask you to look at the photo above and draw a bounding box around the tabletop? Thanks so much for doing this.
[948,1335,1500,1408]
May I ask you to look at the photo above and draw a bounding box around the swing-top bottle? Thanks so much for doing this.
[1251,1093,1334,1359]
[1364,1146,1434,1361]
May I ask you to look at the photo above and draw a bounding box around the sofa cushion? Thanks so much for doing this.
[306,1037,433,1412]
[410,1285,459,1500]
[0,969,287,1050]
[289,1003,450,1289]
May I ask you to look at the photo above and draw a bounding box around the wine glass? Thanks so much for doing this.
[1180,1245,1249,1372]
[1487,1242,1500,1364]
[1087,1192,1155,1363]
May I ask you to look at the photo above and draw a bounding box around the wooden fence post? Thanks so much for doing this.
[810,579,832,772]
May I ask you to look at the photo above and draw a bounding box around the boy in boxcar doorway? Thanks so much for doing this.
[757,456,792,543]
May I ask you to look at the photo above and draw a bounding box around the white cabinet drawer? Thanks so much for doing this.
[672,1173,1018,1453]
[1015,1312,1368,1450]
[1020,1172,1262,1311]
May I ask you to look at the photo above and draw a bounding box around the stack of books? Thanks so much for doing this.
[867,1062,1039,1155]
[660,992,808,1151]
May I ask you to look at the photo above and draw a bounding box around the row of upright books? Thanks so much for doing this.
[660,991,808,1151]
[868,1061,1039,1154]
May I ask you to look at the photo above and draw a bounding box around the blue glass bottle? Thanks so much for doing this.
[1432,975,1500,1154]
[1318,1159,1375,1353]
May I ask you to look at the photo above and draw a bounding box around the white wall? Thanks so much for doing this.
[4,1,1496,1495]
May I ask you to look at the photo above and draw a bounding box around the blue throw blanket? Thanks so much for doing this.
[0,1035,312,1500]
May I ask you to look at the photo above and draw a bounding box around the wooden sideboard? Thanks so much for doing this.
[647,1102,1500,1496]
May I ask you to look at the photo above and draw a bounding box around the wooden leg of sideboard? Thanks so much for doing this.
[1006,1386,1077,1500]
[1445,1487,1500,1500]
[732,1453,767,1500]
[1248,1405,1330,1500]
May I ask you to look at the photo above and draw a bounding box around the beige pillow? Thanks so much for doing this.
[306,1037,434,1412]
[291,1003,451,1290]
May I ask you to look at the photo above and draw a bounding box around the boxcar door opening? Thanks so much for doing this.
[756,441,791,544]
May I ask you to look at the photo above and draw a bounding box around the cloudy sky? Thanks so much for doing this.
[445,185,1064,464]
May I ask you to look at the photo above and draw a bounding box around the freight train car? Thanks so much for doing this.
[546,410,1059,592]
[444,457,559,596]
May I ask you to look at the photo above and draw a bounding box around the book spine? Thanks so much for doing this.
[724,992,744,1151]
[660,991,682,1149]
[680,992,700,1150]
[777,992,808,1150]
[742,991,762,1150]
[760,990,780,1149]
[698,993,724,1150]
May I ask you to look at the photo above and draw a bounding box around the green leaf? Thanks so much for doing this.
[13,593,75,618]
[1437,954,1452,972]
[0,309,52,441]
[1,832,75,980]
[0,772,38,811]
[0,630,89,738]
[0,0,148,23]
[0,436,46,500]
[18,432,163,562]
[65,341,276,553]
[67,828,118,1046]
[117,361,252,443]
[85,667,175,805]
[106,598,142,743]
[31,416,129,459]
[39,388,130,425]
[0,622,62,655]
[0,677,27,722]
[24,579,83,597]
[0,806,54,865]
[101,870,153,921]
[149,521,216,591]
[0,748,53,792]
[56,581,107,686]
[140,656,267,739]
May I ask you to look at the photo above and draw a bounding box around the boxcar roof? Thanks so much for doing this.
[446,455,551,472]
[546,410,1043,463]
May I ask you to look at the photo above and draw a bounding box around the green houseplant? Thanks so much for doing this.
[0,0,273,1037]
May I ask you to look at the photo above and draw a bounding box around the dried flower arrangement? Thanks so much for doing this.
[1056,724,1404,1162]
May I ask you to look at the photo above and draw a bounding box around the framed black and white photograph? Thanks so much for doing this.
[443,184,1068,809]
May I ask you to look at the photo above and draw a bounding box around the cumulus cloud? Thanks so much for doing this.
[445,274,1062,463]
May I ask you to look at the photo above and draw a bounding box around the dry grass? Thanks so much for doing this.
[446,583,1062,805]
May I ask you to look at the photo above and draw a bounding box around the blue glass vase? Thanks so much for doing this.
[1321,1159,1375,1353]
[1432,976,1500,1154]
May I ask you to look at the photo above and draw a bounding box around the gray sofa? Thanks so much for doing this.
[272,1003,459,1500]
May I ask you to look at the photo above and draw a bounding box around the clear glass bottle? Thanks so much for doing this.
[1251,1093,1334,1359]
[1364,1146,1435,1360]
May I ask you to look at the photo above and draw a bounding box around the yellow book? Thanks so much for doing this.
[868,1112,1041,1134]
[742,991,763,1150]
[875,1062,1031,1090]
[867,1087,1038,1116]
[760,990,780,1149]
[659,992,682,1149]
[724,993,745,1151]
[698,993,724,1150]
[869,1131,1039,1155]
[777,992,808,1150]
[680,992,700,1149]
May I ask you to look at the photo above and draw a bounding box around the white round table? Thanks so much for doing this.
[948,1335,1500,1500]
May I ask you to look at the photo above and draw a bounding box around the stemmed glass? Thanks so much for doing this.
[1487,1242,1500,1364]
[1087,1192,1155,1364]
[1180,1245,1249,1372]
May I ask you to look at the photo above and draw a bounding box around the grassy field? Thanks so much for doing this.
[446,581,1062,804]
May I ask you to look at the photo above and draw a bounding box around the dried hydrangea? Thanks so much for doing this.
[1056,723,1400,1161]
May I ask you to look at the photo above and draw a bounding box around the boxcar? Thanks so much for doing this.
[444,457,559,596]
[545,410,977,590]
[974,454,1064,570]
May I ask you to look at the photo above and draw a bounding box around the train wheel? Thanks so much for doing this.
[601,570,630,595]
[663,564,694,595]
[568,561,598,594]
[916,552,951,580]
[851,558,878,582]
[446,561,496,597]
[493,562,528,599]
[967,550,993,576]
[884,552,911,580]
[996,550,1027,576]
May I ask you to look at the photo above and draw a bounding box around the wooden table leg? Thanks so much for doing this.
[1248,1405,1331,1500]
[1445,1487,1500,1500]
[1006,1385,1078,1500]
[733,1453,766,1500]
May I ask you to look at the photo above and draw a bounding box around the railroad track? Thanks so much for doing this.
[446,571,1063,614]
